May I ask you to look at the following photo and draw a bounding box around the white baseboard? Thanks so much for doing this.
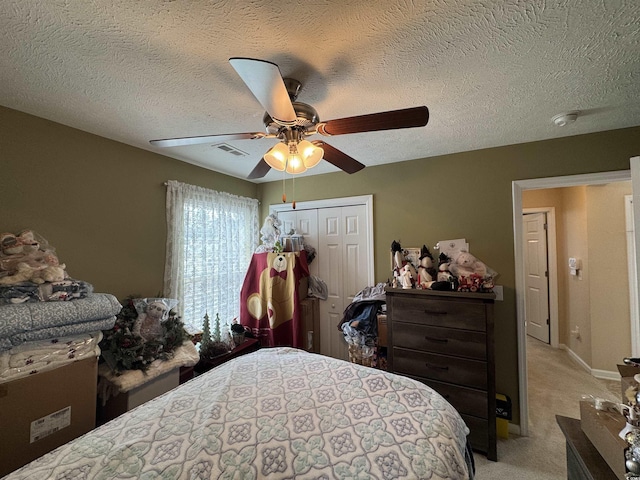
[508,423,521,436]
[559,343,620,381]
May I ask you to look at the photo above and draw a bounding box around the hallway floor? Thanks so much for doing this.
[473,336,621,479]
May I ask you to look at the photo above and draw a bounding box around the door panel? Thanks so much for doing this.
[524,212,550,343]
[274,199,372,362]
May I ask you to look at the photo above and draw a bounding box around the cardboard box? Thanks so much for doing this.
[618,364,640,404]
[579,400,628,480]
[0,357,98,477]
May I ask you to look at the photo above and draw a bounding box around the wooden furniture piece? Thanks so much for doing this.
[556,415,618,480]
[299,296,320,352]
[193,338,260,375]
[385,287,497,460]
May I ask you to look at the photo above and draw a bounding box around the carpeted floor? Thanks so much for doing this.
[473,336,621,479]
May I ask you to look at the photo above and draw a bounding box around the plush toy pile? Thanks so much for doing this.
[390,240,497,293]
[0,229,93,304]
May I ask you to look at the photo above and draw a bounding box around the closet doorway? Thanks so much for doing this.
[271,195,374,361]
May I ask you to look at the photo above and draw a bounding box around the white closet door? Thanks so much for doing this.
[319,204,369,361]
[276,210,319,277]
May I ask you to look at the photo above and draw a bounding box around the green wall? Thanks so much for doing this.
[258,126,640,425]
[3,103,639,428]
[0,106,258,300]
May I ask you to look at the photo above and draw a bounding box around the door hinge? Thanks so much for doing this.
[545,271,548,277]
[547,318,550,325]
[544,223,548,230]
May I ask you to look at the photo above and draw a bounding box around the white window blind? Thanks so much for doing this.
[164,180,259,333]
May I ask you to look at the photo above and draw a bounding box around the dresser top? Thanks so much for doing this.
[385,287,496,301]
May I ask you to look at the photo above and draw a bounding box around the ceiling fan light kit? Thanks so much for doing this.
[150,57,430,179]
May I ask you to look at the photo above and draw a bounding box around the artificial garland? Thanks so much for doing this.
[100,296,190,374]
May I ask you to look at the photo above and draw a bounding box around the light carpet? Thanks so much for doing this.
[473,336,621,479]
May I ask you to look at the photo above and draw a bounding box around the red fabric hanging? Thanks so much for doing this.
[239,251,309,348]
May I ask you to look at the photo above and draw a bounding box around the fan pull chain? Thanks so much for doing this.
[292,176,296,209]
[282,168,286,203]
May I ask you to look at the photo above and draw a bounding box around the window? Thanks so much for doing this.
[164,180,259,333]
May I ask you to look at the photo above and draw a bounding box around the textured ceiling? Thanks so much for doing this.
[1,0,639,182]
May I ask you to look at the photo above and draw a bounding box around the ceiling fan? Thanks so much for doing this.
[150,57,430,180]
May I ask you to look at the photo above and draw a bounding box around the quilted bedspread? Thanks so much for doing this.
[3,348,473,480]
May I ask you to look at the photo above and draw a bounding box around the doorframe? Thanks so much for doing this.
[522,208,559,348]
[513,169,631,437]
[625,195,640,357]
[269,195,375,287]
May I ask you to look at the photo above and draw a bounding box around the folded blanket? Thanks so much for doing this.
[0,316,116,352]
[98,341,199,402]
[0,293,121,339]
[4,332,102,367]
[0,344,101,383]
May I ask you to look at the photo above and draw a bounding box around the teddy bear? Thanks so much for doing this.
[246,253,296,329]
[0,262,41,285]
[449,251,487,279]
[30,264,67,284]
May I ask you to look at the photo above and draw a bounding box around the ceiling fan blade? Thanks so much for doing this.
[247,158,272,179]
[318,106,429,136]
[150,132,266,148]
[229,57,296,123]
[313,141,365,174]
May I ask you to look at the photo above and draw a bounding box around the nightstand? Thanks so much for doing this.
[193,338,260,376]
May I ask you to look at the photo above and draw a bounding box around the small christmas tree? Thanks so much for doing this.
[213,313,221,342]
[201,313,212,350]
[199,312,231,362]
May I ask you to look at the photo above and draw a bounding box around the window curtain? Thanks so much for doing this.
[164,180,259,333]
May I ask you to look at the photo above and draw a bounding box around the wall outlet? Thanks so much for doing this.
[493,285,504,301]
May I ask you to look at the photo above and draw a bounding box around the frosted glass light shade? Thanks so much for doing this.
[285,155,307,174]
[263,142,288,171]
[298,140,324,169]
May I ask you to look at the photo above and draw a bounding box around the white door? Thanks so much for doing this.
[277,209,319,277]
[319,205,369,361]
[524,212,550,343]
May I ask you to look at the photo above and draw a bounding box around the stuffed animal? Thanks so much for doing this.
[400,264,413,289]
[259,214,282,250]
[436,253,453,282]
[450,251,487,279]
[0,230,40,256]
[0,262,41,285]
[30,264,67,284]
[417,245,437,287]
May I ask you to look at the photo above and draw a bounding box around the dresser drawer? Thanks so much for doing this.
[391,296,487,332]
[406,375,488,418]
[393,348,488,390]
[392,323,486,360]
[462,413,489,455]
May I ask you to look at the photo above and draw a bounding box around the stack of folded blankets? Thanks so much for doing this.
[0,229,121,383]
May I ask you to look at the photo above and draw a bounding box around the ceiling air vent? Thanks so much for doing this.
[214,143,248,157]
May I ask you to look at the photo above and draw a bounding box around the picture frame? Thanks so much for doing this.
[390,247,421,271]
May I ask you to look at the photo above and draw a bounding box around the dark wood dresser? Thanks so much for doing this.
[386,287,497,460]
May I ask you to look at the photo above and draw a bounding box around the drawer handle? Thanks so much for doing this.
[425,363,449,371]
[425,336,448,344]
[423,309,447,315]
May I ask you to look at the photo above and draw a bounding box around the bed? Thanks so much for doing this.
[3,347,475,480]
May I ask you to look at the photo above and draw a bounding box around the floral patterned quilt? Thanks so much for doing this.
[3,348,473,480]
